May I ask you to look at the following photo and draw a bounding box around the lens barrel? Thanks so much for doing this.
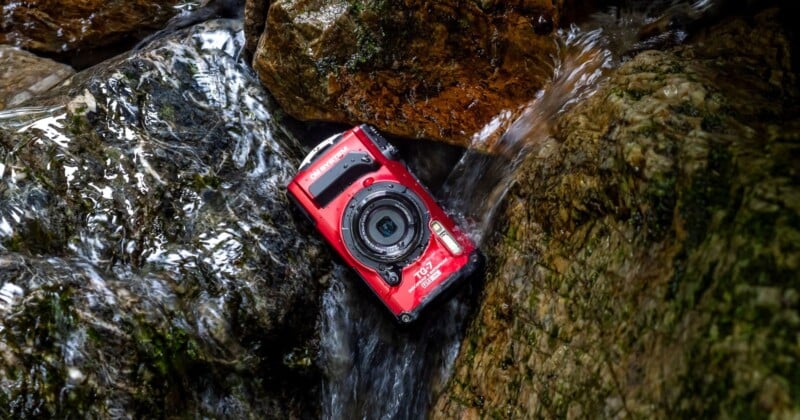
[357,195,418,261]
[342,182,429,267]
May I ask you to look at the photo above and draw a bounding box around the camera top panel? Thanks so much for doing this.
[293,125,400,208]
[308,151,379,207]
[298,132,342,172]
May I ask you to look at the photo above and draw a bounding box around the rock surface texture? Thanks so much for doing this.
[0,46,75,110]
[0,0,189,53]
[249,0,564,147]
[433,8,799,418]
[0,19,329,418]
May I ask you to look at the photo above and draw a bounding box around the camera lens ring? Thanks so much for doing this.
[342,182,430,267]
[356,196,418,260]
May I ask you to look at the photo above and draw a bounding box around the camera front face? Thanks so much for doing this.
[287,125,481,323]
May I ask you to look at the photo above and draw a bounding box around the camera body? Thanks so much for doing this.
[287,125,481,323]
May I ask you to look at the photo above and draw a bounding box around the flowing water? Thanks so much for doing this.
[317,1,724,417]
[316,10,646,420]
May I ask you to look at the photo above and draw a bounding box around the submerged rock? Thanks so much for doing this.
[0,19,329,418]
[0,46,74,110]
[249,0,564,147]
[434,8,799,418]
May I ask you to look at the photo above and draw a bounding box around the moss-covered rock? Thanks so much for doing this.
[0,19,329,418]
[434,8,799,418]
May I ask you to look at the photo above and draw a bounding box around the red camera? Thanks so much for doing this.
[287,125,482,323]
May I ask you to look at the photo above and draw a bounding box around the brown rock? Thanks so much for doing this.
[0,0,184,54]
[250,0,564,147]
[0,45,74,109]
[433,8,799,418]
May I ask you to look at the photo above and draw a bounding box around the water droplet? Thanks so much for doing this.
[532,15,553,35]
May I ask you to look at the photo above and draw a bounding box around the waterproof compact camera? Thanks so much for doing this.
[287,125,482,323]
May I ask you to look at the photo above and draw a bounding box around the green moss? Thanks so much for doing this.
[607,86,623,99]
[673,101,701,117]
[0,286,105,417]
[671,100,726,132]
[64,106,94,138]
[192,173,221,190]
[3,219,64,255]
[680,147,732,250]
[625,89,650,101]
[634,123,659,138]
[129,319,203,416]
[346,27,383,71]
[341,0,405,71]
[643,174,677,239]
[159,104,175,120]
[283,347,314,369]
[315,56,340,76]
[701,113,724,132]
[667,61,686,74]
[2,234,23,252]
[185,61,199,76]
[348,0,365,16]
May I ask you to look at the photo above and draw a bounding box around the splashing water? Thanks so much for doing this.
[442,26,614,246]
[445,0,726,245]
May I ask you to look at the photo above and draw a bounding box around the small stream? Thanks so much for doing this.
[317,13,629,420]
[317,1,719,416]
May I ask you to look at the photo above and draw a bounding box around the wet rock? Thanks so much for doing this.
[135,0,246,51]
[0,0,192,54]
[243,0,269,60]
[434,8,799,418]
[0,45,74,110]
[249,0,564,147]
[0,19,329,418]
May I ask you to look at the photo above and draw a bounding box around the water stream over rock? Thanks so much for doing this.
[316,9,644,418]
[316,2,753,417]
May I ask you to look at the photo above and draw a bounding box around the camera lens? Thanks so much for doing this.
[342,182,430,266]
[376,216,397,238]
[356,196,419,261]
[367,209,403,244]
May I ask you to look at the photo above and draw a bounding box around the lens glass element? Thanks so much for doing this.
[377,217,397,237]
[358,197,418,259]
[367,208,406,247]
[371,210,401,242]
